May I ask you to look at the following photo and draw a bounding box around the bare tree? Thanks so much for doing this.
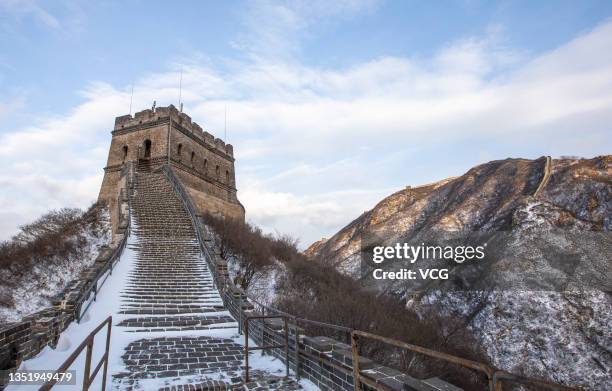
[202,213,273,290]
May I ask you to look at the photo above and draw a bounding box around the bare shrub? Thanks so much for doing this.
[202,214,490,390]
[277,256,489,389]
[0,202,109,295]
[201,213,273,290]
[269,234,301,263]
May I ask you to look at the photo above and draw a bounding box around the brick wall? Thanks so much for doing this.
[100,105,245,233]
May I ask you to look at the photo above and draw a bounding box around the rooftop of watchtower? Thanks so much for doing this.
[113,104,233,156]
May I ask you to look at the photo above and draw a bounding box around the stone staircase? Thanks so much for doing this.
[112,170,301,390]
[120,171,228,327]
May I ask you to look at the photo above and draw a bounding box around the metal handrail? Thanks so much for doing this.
[39,316,112,391]
[160,162,582,391]
[492,371,581,391]
[244,315,289,382]
[351,330,581,391]
[242,294,353,334]
[160,163,351,382]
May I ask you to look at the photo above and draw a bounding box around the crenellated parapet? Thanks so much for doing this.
[100,105,244,234]
[113,105,234,158]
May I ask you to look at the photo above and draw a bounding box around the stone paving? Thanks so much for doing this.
[117,315,236,332]
[118,337,243,379]
[111,170,303,391]
[157,373,303,391]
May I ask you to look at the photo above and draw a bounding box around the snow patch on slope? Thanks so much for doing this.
[0,207,111,323]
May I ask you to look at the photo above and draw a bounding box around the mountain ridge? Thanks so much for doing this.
[305,155,610,272]
[303,155,611,389]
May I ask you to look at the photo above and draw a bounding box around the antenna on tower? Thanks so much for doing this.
[129,82,134,115]
[178,68,183,112]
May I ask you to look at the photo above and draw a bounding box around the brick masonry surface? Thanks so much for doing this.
[117,337,243,379]
[111,168,303,391]
[98,105,244,235]
[117,315,235,332]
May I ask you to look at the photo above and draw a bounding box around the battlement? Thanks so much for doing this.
[113,105,233,156]
[102,105,243,229]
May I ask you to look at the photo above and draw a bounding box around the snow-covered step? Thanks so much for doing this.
[117,315,236,330]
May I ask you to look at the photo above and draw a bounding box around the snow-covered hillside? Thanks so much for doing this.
[0,203,111,323]
[305,156,611,390]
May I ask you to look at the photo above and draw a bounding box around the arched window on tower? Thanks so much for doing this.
[122,145,128,162]
[191,152,195,167]
[226,170,230,184]
[215,165,220,179]
[204,159,208,174]
[177,143,183,159]
[143,139,151,159]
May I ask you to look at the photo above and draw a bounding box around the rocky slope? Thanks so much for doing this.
[306,155,611,390]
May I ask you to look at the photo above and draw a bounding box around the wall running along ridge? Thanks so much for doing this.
[0,164,133,383]
[161,165,461,391]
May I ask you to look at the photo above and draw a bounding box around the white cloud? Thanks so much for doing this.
[0,12,611,245]
[233,0,379,60]
[240,187,390,248]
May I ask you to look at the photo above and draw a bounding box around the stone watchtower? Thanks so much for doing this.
[98,104,245,234]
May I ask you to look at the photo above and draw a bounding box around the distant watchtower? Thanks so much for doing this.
[98,104,245,234]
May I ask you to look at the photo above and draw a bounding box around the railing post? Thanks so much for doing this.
[101,318,112,391]
[261,306,265,356]
[110,249,115,275]
[82,337,94,391]
[488,368,497,391]
[293,317,300,380]
[351,331,360,391]
[238,295,243,335]
[284,317,289,379]
[40,317,113,391]
[244,318,250,382]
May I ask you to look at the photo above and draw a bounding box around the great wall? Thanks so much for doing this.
[0,108,580,391]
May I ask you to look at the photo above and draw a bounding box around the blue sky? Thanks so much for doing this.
[1,0,611,245]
